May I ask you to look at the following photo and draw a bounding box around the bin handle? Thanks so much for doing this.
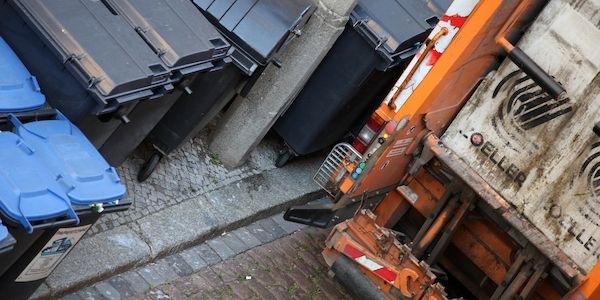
[17,188,79,234]
[9,113,47,141]
[386,27,448,110]
[9,112,74,138]
[29,76,41,93]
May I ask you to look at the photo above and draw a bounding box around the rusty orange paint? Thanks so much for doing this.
[373,170,445,230]
[451,223,511,284]
[325,210,447,299]
[415,168,446,200]
[409,175,443,217]
[348,0,520,198]
[577,263,600,299]
[339,178,354,194]
[413,199,459,257]
[534,280,562,300]
[374,191,411,228]
[462,217,515,265]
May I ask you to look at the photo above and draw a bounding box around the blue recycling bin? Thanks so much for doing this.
[0,130,81,277]
[0,36,45,113]
[0,35,59,280]
[11,113,126,205]
[0,112,129,300]
[0,34,129,299]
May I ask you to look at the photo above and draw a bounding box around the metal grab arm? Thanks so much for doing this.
[385,27,449,110]
[495,0,566,99]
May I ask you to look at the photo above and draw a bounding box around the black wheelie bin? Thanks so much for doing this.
[273,0,450,166]
[94,0,231,167]
[136,0,316,181]
[0,0,176,148]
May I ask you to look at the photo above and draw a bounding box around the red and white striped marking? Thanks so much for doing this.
[343,244,397,283]
[384,0,480,111]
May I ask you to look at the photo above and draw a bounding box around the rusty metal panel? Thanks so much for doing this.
[442,0,600,272]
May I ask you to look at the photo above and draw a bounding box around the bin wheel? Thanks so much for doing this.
[138,152,163,182]
[275,150,294,168]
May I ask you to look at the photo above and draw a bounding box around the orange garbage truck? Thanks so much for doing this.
[284,0,600,298]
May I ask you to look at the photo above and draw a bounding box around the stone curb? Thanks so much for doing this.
[62,212,313,300]
[33,156,325,299]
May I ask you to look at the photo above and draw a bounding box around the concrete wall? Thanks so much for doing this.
[209,0,358,169]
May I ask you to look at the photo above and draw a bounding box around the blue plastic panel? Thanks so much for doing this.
[0,223,8,244]
[11,113,126,206]
[0,222,14,255]
[0,36,45,112]
[0,132,78,233]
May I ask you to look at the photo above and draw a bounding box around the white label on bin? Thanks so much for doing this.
[16,225,91,282]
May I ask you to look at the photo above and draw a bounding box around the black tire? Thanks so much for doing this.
[138,152,162,182]
[275,150,293,168]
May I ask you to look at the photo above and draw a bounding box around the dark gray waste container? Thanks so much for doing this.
[135,0,316,181]
[93,0,231,167]
[0,0,228,149]
[273,0,450,166]
[0,0,173,147]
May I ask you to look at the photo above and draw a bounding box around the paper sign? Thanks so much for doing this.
[16,225,91,282]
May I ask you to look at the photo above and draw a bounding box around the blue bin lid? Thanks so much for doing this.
[10,113,126,205]
[0,132,78,233]
[0,221,14,254]
[0,36,45,112]
[0,222,8,243]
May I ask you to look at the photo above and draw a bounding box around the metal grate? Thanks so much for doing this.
[313,143,362,196]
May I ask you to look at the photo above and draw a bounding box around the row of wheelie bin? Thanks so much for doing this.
[0,34,129,300]
[0,0,316,182]
[273,0,452,166]
[0,0,316,298]
[0,0,450,298]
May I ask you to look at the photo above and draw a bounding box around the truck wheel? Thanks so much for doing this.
[138,152,163,182]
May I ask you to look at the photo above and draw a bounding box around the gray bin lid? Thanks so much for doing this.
[351,0,444,68]
[193,0,315,67]
[12,0,173,106]
[106,0,230,77]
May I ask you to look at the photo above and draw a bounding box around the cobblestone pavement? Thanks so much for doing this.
[62,215,350,300]
[88,126,280,237]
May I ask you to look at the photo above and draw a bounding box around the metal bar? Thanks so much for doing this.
[413,198,460,258]
[425,134,584,284]
[426,191,475,265]
[386,27,449,110]
[518,261,549,300]
[500,262,534,300]
[412,191,454,246]
[491,251,527,300]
